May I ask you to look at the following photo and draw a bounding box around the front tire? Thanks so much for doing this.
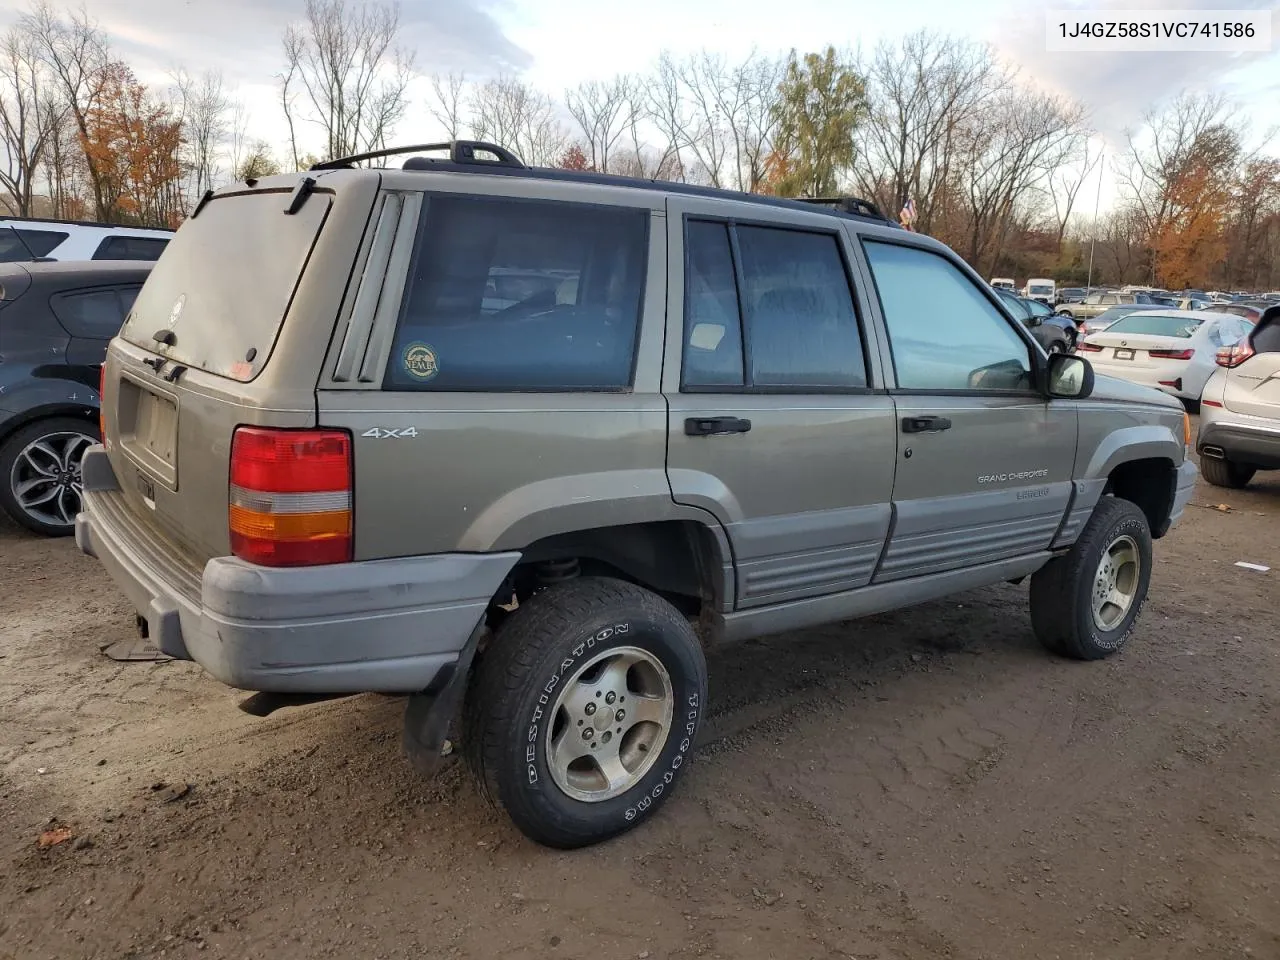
[1200,456,1254,489]
[0,417,100,536]
[1029,497,1153,660]
[464,577,707,848]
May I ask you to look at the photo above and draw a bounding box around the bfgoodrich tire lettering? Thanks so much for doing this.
[464,577,707,848]
[1029,496,1153,660]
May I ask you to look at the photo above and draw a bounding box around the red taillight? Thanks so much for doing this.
[1076,342,1102,352]
[1149,348,1194,360]
[229,427,352,567]
[1216,342,1255,368]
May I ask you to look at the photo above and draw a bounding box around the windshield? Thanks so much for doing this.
[120,189,331,380]
[1028,284,1053,296]
[1106,313,1203,338]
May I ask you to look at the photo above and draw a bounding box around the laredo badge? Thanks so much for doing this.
[402,342,439,381]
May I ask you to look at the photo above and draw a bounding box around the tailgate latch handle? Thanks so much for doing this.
[162,365,188,383]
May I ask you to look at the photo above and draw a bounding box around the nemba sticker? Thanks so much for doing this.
[401,342,439,381]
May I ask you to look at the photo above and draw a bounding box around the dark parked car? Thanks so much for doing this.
[994,288,1077,352]
[0,261,151,535]
[1204,302,1266,325]
[1057,287,1087,304]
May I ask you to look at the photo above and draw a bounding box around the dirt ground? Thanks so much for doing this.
[2,437,1278,960]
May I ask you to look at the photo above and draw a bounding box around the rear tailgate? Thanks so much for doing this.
[1224,352,1280,418]
[100,174,379,567]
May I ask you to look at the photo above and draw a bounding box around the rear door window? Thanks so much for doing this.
[385,195,649,391]
[681,219,867,390]
[92,235,170,261]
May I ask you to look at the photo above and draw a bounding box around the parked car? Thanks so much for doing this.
[1057,287,1088,304]
[990,277,1016,291]
[994,288,1077,352]
[1197,306,1280,488]
[76,139,1196,849]
[1078,303,1163,337]
[0,218,172,263]
[1203,302,1266,325]
[0,261,151,534]
[1075,310,1252,408]
[1057,291,1152,322]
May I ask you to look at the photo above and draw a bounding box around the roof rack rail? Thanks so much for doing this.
[795,196,888,221]
[311,140,526,171]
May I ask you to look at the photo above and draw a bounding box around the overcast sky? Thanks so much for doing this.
[2,0,1277,206]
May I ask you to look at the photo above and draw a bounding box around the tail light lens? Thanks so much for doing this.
[229,427,352,567]
[1149,349,1194,360]
[1216,342,1255,368]
[1076,342,1102,352]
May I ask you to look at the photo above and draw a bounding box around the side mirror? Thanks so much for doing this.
[1045,352,1094,399]
[1024,315,1042,328]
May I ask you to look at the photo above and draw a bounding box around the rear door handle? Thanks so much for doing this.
[901,416,952,433]
[685,416,752,437]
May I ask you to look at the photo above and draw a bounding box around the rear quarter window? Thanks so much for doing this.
[384,195,649,392]
[50,287,132,339]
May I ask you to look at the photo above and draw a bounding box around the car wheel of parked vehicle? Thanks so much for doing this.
[0,417,100,537]
[1029,497,1153,661]
[1047,339,1068,354]
[464,576,707,848]
[1199,456,1255,489]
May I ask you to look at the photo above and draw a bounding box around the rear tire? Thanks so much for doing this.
[464,577,707,848]
[1200,456,1254,489]
[1029,497,1153,660]
[0,416,100,536]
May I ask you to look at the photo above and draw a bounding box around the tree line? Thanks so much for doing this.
[1,0,1275,291]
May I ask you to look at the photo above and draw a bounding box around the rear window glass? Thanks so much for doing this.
[120,190,331,380]
[51,287,131,339]
[0,227,68,261]
[385,195,648,391]
[1106,314,1203,338]
[92,235,169,261]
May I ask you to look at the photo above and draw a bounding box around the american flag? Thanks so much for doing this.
[899,197,917,230]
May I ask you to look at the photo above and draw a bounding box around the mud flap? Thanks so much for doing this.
[402,621,486,778]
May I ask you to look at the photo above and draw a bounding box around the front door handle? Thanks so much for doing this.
[685,416,752,437]
[901,416,952,434]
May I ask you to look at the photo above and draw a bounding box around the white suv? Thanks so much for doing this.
[1198,306,1280,487]
[0,218,172,263]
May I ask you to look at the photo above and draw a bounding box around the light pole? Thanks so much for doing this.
[1085,146,1106,293]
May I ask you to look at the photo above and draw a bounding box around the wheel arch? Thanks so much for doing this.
[1103,457,1178,539]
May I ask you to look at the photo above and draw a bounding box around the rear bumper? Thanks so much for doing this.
[75,447,519,694]
[1198,417,1280,470]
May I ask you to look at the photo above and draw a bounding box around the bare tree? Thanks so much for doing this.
[1047,136,1100,250]
[565,76,634,173]
[469,75,567,166]
[0,22,64,216]
[229,99,250,182]
[22,1,111,219]
[952,87,1086,274]
[427,72,468,140]
[675,50,785,192]
[644,53,693,182]
[854,32,995,232]
[174,69,231,199]
[280,0,415,162]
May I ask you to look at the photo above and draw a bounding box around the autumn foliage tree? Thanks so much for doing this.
[81,62,185,226]
[557,143,590,171]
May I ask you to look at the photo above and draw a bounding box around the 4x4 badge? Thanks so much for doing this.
[402,342,439,381]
